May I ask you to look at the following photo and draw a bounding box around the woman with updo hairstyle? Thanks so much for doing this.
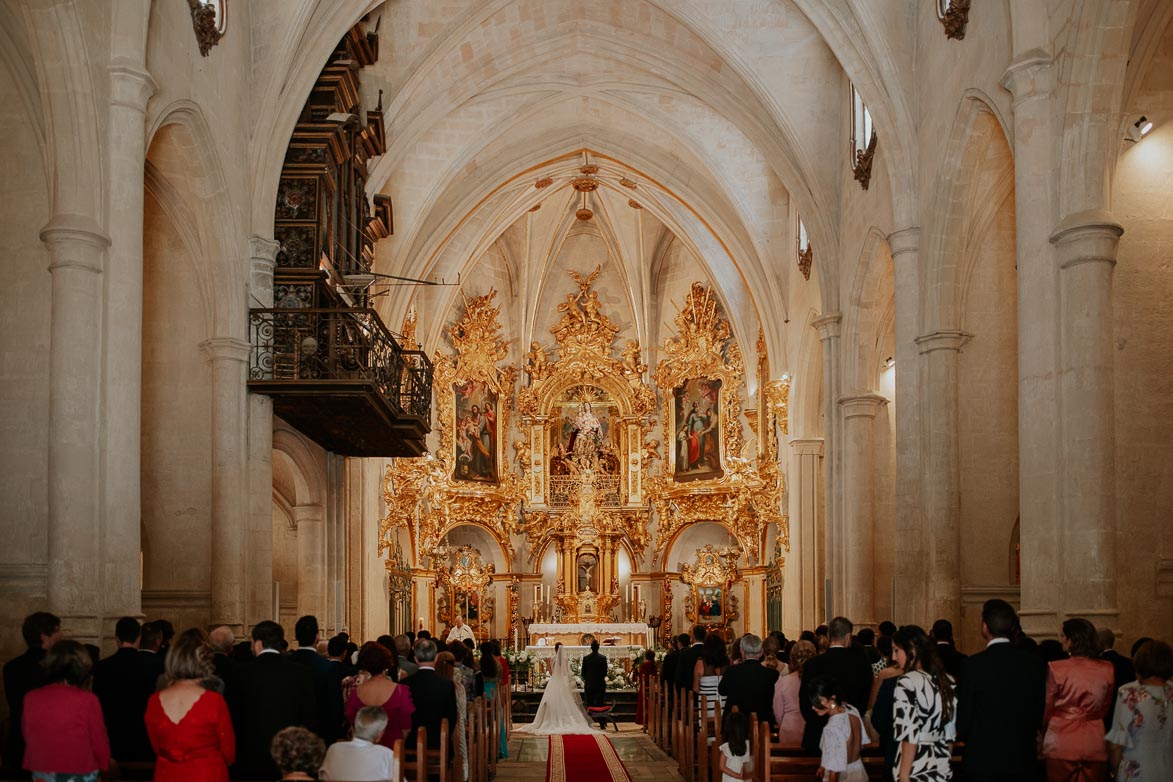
[1041,617,1116,782]
[345,641,414,749]
[145,628,235,782]
[890,625,956,782]
[270,726,324,781]
[773,639,815,746]
[1106,639,1172,781]
[21,639,110,782]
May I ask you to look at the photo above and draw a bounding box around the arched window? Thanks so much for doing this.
[849,84,877,189]
[797,217,813,280]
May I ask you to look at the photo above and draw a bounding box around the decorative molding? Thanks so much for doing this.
[0,564,48,596]
[837,393,888,419]
[852,131,877,190]
[959,584,1020,606]
[887,227,921,260]
[811,313,842,341]
[915,330,972,354]
[939,0,971,40]
[1050,210,1124,270]
[141,589,213,611]
[108,60,157,114]
[200,337,251,363]
[1000,49,1053,106]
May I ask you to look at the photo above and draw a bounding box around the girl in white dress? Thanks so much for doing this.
[808,676,869,782]
[515,644,595,735]
[717,711,753,782]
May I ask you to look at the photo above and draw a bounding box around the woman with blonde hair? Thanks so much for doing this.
[145,627,235,782]
[773,640,815,746]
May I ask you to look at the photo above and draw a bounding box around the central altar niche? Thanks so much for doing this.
[517,266,655,625]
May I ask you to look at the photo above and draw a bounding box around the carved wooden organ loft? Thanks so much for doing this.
[247,24,433,457]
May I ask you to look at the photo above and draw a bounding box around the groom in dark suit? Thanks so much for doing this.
[957,599,1046,782]
[581,640,608,708]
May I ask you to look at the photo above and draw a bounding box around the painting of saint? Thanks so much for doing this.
[673,378,723,481]
[453,380,498,483]
[698,586,723,622]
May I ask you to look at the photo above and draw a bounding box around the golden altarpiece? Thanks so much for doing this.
[380,271,791,647]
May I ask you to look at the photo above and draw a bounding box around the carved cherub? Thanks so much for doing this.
[513,438,531,471]
[524,341,548,381]
[621,339,646,378]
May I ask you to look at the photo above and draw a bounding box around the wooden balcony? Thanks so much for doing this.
[247,307,432,457]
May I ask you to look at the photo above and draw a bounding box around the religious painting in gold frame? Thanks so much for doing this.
[453,379,499,484]
[670,377,724,482]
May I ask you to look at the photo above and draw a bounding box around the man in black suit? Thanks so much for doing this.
[93,617,158,761]
[1097,626,1135,728]
[856,628,881,666]
[235,620,316,779]
[659,635,680,702]
[800,616,872,752]
[717,633,779,726]
[957,599,1046,782]
[404,638,458,751]
[138,620,167,685]
[581,640,608,708]
[675,625,707,694]
[2,612,60,779]
[289,615,344,744]
[931,618,968,680]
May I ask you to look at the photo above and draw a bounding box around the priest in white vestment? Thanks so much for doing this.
[445,615,476,644]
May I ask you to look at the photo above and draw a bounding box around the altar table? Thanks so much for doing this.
[528,622,650,648]
[523,645,643,664]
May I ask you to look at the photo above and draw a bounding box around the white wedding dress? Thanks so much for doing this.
[516,647,596,734]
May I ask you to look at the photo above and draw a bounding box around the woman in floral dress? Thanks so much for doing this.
[890,625,956,782]
[1106,639,1172,781]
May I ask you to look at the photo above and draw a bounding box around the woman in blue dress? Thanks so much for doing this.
[477,642,508,759]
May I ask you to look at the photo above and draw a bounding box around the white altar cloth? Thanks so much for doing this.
[523,645,642,662]
[528,622,649,635]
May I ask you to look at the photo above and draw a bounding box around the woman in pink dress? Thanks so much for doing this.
[345,641,414,749]
[774,640,816,746]
[1042,617,1116,782]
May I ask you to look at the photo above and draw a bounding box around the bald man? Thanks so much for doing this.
[445,616,475,645]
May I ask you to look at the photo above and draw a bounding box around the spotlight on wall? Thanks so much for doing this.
[884,356,896,369]
[1126,116,1154,143]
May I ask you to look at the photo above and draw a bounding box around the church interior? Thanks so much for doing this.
[1,0,1172,671]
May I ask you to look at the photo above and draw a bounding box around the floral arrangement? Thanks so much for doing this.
[504,648,536,668]
[631,647,667,668]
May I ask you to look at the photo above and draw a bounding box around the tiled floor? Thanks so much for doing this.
[497,723,685,780]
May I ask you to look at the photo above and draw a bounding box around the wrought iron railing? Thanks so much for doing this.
[248,307,433,419]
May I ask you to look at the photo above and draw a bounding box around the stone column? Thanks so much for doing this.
[101,60,156,631]
[245,236,278,628]
[837,394,887,627]
[812,314,842,618]
[915,331,970,628]
[201,337,251,633]
[1002,52,1061,638]
[42,215,111,644]
[785,438,823,633]
[889,227,927,624]
[294,504,326,621]
[1051,212,1122,624]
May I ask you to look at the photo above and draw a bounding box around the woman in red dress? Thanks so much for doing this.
[145,628,235,782]
[635,650,657,728]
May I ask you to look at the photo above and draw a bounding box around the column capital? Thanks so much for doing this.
[837,393,888,419]
[915,330,972,354]
[812,313,842,341]
[292,504,325,525]
[1050,210,1123,270]
[41,213,111,274]
[200,337,251,363]
[108,58,157,114]
[887,227,920,259]
[788,438,824,456]
[1000,48,1053,105]
[249,235,281,266]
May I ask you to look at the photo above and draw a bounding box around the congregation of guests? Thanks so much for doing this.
[642,602,1171,782]
[0,612,510,782]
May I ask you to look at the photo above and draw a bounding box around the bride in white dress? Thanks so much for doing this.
[516,644,596,734]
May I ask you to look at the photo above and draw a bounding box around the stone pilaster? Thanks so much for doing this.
[1001,51,1062,638]
[889,227,927,624]
[294,504,326,622]
[785,438,823,633]
[201,337,251,634]
[245,236,279,629]
[101,60,157,633]
[812,314,842,619]
[837,394,887,627]
[916,330,971,628]
[1051,211,1122,625]
[41,214,111,644]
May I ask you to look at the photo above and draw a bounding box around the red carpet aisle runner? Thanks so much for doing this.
[546,733,632,782]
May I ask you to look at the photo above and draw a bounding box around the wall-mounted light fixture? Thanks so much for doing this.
[884,356,896,369]
[1126,116,1154,143]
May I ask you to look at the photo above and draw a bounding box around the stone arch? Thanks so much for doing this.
[273,422,327,508]
[923,94,1015,333]
[661,521,740,572]
[841,226,894,394]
